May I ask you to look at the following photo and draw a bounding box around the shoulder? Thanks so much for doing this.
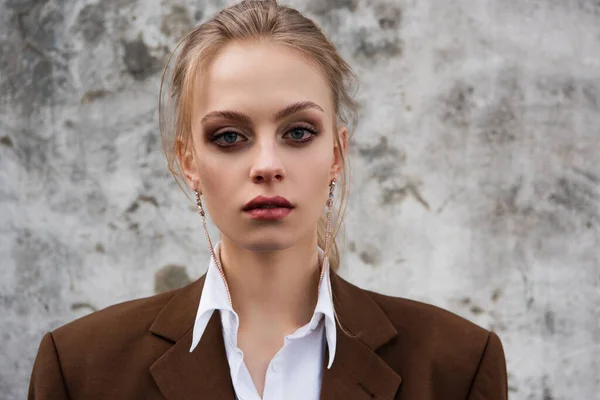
[332,274,494,355]
[46,287,184,380]
[363,287,503,378]
[30,278,207,397]
[366,288,489,341]
[361,287,508,397]
[333,274,497,358]
[364,288,493,357]
[52,288,179,345]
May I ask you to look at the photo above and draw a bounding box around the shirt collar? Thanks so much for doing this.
[189,241,337,369]
[314,245,337,368]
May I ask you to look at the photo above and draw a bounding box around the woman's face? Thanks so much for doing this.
[181,40,347,252]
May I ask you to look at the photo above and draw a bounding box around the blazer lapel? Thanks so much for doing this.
[320,272,403,399]
[148,276,235,400]
[145,269,402,400]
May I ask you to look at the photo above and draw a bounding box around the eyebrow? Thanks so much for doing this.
[200,101,324,125]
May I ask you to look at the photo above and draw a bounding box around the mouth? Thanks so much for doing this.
[243,196,294,220]
[242,196,294,211]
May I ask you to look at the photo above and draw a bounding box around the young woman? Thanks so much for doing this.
[28,1,508,399]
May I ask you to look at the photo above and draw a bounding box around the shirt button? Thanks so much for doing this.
[271,362,280,373]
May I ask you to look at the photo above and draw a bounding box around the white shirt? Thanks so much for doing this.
[189,241,337,400]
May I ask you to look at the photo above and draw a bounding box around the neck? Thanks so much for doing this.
[218,233,322,333]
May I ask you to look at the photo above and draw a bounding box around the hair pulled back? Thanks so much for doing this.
[160,0,358,271]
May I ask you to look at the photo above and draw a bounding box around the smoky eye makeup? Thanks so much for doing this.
[280,116,324,142]
[205,128,247,148]
[209,126,245,137]
[201,120,245,140]
[200,110,327,148]
[285,122,319,139]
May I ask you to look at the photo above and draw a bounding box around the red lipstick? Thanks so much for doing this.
[242,196,294,220]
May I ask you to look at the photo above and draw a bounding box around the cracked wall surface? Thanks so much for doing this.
[1,0,599,398]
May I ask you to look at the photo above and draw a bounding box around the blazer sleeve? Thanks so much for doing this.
[466,331,508,400]
[28,332,71,400]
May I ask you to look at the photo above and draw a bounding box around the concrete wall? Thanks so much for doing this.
[1,0,599,398]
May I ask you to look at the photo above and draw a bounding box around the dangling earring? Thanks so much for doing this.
[194,189,232,305]
[325,179,336,255]
[319,179,336,286]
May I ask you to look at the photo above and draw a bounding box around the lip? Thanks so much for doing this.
[244,207,293,220]
[242,196,294,211]
[242,196,295,221]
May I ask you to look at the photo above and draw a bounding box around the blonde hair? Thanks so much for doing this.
[159,0,358,271]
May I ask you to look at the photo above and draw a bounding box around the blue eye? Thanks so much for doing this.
[286,126,318,142]
[210,125,318,148]
[211,131,246,146]
[289,128,309,140]
[222,132,238,143]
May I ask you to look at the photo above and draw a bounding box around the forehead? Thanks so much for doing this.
[194,40,334,118]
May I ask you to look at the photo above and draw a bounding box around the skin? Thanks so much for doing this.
[179,39,348,396]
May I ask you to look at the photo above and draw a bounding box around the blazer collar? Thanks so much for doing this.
[149,275,236,399]
[320,271,402,399]
[148,270,402,399]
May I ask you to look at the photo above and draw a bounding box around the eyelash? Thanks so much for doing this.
[209,124,319,147]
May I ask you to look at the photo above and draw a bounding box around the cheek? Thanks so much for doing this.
[194,149,235,201]
[298,145,334,203]
[195,158,243,229]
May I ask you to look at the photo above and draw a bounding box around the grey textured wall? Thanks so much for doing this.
[1,0,599,399]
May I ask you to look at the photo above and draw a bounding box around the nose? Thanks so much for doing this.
[249,140,286,184]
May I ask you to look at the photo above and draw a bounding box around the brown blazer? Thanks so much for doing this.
[28,271,508,399]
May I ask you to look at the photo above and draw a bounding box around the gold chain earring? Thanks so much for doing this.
[319,179,336,287]
[325,179,336,254]
[193,189,232,305]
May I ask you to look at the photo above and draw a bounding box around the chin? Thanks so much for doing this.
[228,231,300,253]
[240,238,293,253]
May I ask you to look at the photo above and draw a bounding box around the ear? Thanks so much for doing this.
[177,138,201,193]
[330,125,348,181]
